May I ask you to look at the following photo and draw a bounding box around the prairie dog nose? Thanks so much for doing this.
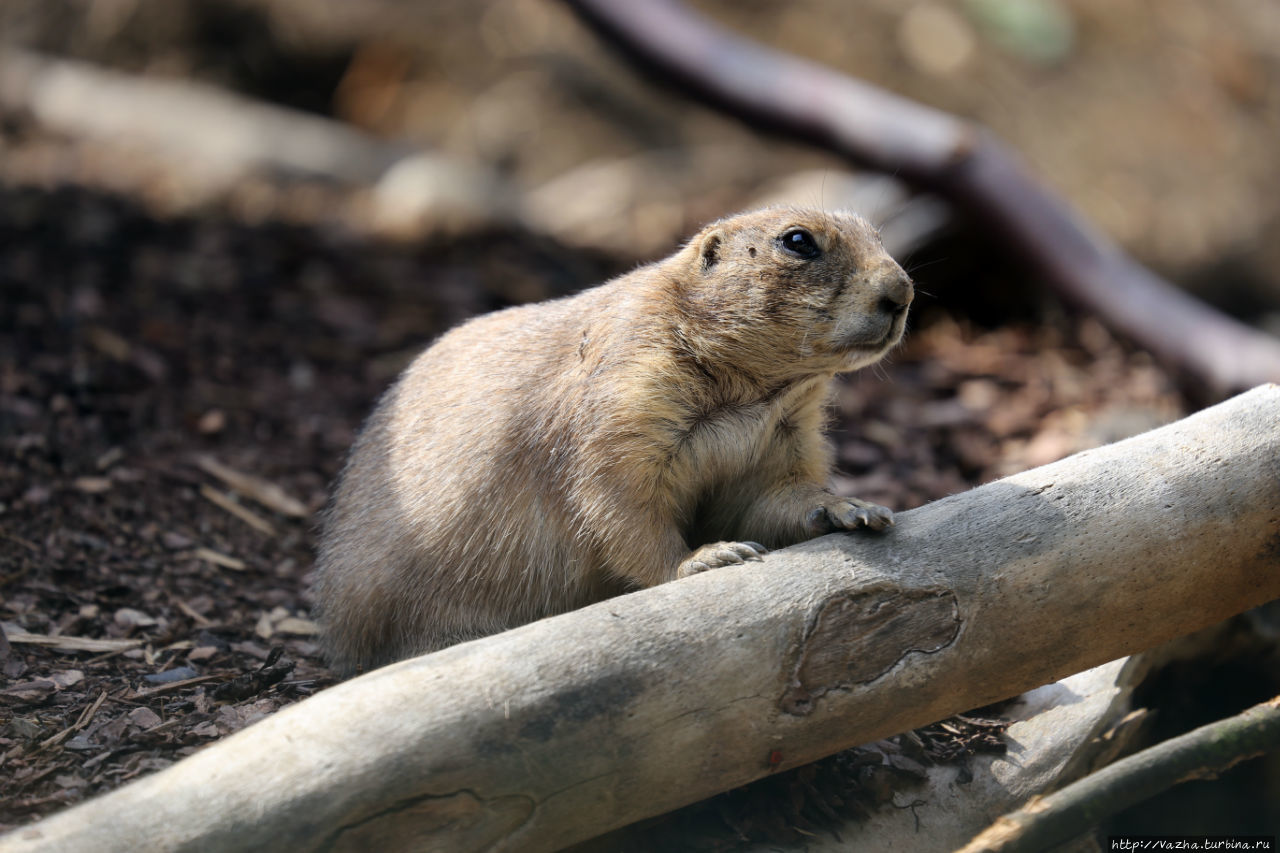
[875,266,914,315]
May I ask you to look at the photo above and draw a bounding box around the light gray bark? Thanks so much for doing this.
[4,385,1279,853]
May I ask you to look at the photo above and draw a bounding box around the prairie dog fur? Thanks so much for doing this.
[315,207,913,674]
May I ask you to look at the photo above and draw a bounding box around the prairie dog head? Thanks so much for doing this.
[682,207,913,374]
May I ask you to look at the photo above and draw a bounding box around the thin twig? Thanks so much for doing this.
[194,455,309,519]
[199,485,277,536]
[561,0,1280,396]
[174,598,216,628]
[956,695,1280,853]
[192,546,248,572]
[131,674,222,699]
[36,689,109,752]
[5,631,142,653]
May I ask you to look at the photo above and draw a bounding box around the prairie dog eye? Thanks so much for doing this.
[779,228,820,259]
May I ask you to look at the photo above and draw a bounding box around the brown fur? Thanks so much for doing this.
[314,207,913,674]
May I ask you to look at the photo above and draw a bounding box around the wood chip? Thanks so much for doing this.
[48,670,85,689]
[174,600,214,628]
[195,456,309,519]
[0,671,83,707]
[72,476,113,494]
[187,646,220,662]
[196,409,226,434]
[86,326,131,361]
[126,707,162,730]
[198,485,277,536]
[274,617,319,636]
[38,690,109,751]
[1,680,60,705]
[114,608,157,629]
[95,446,124,470]
[193,547,247,572]
[4,631,142,653]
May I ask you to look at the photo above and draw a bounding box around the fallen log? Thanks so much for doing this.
[0,49,514,232]
[587,657,1142,852]
[4,385,1279,853]
[959,694,1280,853]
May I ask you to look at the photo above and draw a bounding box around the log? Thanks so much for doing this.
[958,694,1280,853]
[0,49,514,232]
[0,49,407,182]
[588,658,1142,852]
[4,385,1279,853]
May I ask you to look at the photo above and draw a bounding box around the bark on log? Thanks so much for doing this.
[560,0,1280,397]
[4,386,1279,853]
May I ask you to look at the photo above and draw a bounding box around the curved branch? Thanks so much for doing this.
[561,0,1280,396]
[958,695,1280,853]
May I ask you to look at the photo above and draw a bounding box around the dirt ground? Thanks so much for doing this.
[2,0,1280,846]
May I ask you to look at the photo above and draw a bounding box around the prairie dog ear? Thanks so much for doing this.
[698,228,725,272]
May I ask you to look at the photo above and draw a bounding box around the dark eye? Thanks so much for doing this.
[779,228,820,259]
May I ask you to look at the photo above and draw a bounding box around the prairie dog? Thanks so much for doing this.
[315,207,913,674]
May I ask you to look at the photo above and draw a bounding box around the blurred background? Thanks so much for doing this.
[3,0,1280,298]
[2,0,1278,845]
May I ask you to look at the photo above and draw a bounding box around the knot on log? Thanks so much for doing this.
[780,586,960,716]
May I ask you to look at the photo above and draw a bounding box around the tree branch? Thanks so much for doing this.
[2,385,1278,852]
[958,695,1280,853]
[561,0,1280,397]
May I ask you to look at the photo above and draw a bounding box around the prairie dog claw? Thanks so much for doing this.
[678,540,768,577]
[808,496,894,533]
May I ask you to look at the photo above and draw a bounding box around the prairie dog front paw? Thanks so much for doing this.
[678,541,767,578]
[807,496,894,533]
